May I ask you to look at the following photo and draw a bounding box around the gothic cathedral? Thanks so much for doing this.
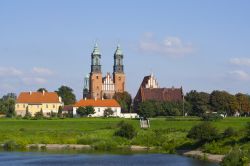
[83,44,125,99]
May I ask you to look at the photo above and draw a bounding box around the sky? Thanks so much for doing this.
[0,0,250,99]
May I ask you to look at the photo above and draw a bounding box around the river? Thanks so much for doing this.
[0,152,218,166]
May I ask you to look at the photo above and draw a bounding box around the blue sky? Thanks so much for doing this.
[1,0,250,99]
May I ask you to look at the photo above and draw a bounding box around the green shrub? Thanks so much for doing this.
[3,140,18,151]
[220,147,249,166]
[202,113,223,121]
[92,140,118,151]
[114,122,137,139]
[246,122,250,138]
[224,127,237,138]
[187,122,220,144]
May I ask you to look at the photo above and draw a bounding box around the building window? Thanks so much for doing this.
[96,76,98,79]
[17,104,19,108]
[23,104,25,108]
[37,105,39,108]
[53,105,55,108]
[98,108,100,112]
[46,104,48,108]
[119,77,121,81]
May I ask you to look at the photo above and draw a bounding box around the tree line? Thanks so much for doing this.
[1,86,250,118]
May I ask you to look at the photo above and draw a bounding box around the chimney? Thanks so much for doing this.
[94,97,97,101]
[29,91,32,95]
[84,97,87,101]
[102,97,104,100]
[42,90,45,95]
[59,96,62,102]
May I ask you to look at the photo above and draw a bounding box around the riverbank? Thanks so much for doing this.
[0,143,222,164]
[182,150,224,163]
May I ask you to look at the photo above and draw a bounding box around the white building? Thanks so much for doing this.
[73,99,138,118]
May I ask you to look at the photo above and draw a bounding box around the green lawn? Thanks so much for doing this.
[0,117,249,153]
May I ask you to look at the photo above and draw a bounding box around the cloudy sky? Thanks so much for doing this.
[1,0,250,99]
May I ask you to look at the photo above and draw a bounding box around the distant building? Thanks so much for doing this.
[73,99,139,118]
[73,99,121,117]
[15,91,63,116]
[83,43,126,99]
[134,74,183,111]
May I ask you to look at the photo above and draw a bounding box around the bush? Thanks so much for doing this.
[220,147,249,166]
[92,140,118,151]
[34,110,44,119]
[202,113,223,121]
[76,106,95,117]
[114,122,137,139]
[103,108,114,117]
[187,122,220,144]
[224,127,237,138]
[246,122,250,138]
[3,140,18,151]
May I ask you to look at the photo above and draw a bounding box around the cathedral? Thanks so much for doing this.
[83,44,125,99]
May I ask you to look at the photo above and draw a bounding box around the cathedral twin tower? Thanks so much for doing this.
[83,44,125,99]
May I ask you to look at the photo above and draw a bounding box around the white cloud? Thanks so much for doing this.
[22,77,48,85]
[139,33,194,56]
[229,70,250,81]
[0,67,22,76]
[230,58,250,67]
[32,67,53,75]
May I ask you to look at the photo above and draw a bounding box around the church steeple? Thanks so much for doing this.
[91,43,101,73]
[113,44,124,73]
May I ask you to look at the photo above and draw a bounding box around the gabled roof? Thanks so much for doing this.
[74,99,120,107]
[141,88,183,102]
[16,92,61,103]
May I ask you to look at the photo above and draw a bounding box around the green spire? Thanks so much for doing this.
[92,42,100,55]
[114,44,123,55]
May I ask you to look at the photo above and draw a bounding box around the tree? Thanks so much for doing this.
[76,106,95,117]
[185,90,210,116]
[55,86,76,105]
[5,98,16,118]
[104,108,114,117]
[113,92,132,112]
[187,122,219,143]
[2,93,16,101]
[137,100,156,118]
[34,109,44,119]
[114,121,137,139]
[210,91,239,116]
[23,107,32,119]
[37,88,48,93]
[58,106,63,118]
[236,93,250,115]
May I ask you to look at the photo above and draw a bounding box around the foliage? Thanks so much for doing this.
[37,88,48,93]
[236,93,250,115]
[246,122,250,138]
[34,110,44,119]
[202,113,223,121]
[76,106,95,117]
[23,107,32,119]
[210,90,239,116]
[113,91,132,112]
[137,100,156,118]
[103,108,114,117]
[187,122,220,143]
[220,147,250,166]
[58,106,63,118]
[55,85,76,105]
[5,98,16,118]
[185,90,211,116]
[114,121,137,139]
[223,127,237,138]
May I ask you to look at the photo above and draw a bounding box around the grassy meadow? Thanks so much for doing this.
[0,117,249,154]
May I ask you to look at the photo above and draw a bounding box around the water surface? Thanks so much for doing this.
[0,152,218,166]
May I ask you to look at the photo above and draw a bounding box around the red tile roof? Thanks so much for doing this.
[134,75,183,103]
[16,92,61,103]
[74,99,120,107]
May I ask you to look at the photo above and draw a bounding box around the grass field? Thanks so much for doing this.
[0,117,249,153]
